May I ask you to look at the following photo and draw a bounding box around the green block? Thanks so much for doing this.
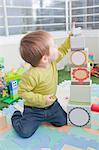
[3,97,19,104]
[0,96,9,101]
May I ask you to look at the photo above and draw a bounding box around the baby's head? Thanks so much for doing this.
[20,30,58,67]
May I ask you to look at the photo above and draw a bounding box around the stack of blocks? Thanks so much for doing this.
[67,36,92,128]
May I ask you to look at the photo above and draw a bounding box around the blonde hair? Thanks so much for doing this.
[20,30,52,67]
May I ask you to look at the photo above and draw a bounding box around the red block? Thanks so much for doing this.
[91,104,99,112]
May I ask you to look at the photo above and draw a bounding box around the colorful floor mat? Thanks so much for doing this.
[0,81,99,150]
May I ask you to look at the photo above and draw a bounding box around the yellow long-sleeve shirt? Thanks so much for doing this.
[18,36,71,108]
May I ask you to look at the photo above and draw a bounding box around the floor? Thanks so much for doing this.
[0,80,99,150]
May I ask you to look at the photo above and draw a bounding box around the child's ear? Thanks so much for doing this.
[41,55,48,63]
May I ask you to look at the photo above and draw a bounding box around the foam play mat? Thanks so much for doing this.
[0,81,99,150]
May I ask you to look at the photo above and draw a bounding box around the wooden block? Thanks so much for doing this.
[69,49,88,67]
[71,67,90,84]
[67,102,91,127]
[61,144,83,150]
[70,36,85,50]
[70,81,91,103]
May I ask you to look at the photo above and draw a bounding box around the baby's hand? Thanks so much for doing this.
[69,31,73,37]
[44,95,55,105]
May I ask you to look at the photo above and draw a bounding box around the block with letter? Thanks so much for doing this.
[67,101,91,127]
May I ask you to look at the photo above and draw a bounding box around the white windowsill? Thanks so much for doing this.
[0,31,67,46]
[1,30,99,46]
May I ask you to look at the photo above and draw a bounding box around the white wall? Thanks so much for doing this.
[83,30,99,64]
[0,35,24,72]
[0,31,68,72]
[0,30,99,72]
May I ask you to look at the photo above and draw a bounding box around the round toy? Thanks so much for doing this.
[72,68,89,83]
[68,107,90,127]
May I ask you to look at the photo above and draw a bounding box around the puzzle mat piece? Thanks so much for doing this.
[91,84,99,97]
[53,134,99,150]
[87,147,96,150]
[91,96,99,104]
[94,98,99,104]
[61,144,96,150]
[40,148,51,150]
[61,144,83,150]
[68,126,99,143]
[0,137,22,150]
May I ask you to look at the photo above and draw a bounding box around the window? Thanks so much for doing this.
[71,0,99,29]
[0,0,5,35]
[0,0,66,36]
